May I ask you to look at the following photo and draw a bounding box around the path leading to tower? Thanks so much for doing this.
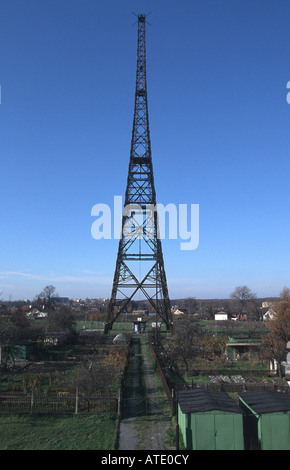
[118,336,174,451]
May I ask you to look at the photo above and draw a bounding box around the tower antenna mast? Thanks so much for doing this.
[104,14,172,334]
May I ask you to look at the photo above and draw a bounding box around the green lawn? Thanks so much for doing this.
[0,414,118,450]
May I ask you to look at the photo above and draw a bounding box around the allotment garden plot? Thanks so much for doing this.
[0,334,129,414]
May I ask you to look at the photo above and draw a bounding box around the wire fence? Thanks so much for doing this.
[0,390,119,415]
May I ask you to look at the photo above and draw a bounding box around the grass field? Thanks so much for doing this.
[0,414,118,450]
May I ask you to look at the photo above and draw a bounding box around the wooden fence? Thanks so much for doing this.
[179,368,271,377]
[191,382,290,394]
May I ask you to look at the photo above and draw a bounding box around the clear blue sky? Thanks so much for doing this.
[0,0,289,301]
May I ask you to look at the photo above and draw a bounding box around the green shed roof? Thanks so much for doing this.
[239,390,290,414]
[178,389,242,414]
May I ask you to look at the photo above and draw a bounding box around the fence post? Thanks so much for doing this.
[30,387,34,414]
[175,388,179,450]
[117,389,121,415]
[75,387,79,415]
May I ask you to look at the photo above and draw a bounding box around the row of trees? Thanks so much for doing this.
[174,285,262,320]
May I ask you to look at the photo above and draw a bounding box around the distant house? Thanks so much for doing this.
[214,311,228,321]
[262,301,274,309]
[231,313,247,321]
[263,308,276,321]
[54,297,69,304]
[173,308,185,315]
[132,309,149,316]
[26,308,48,319]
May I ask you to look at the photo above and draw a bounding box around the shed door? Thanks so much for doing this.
[194,413,242,450]
[262,414,290,450]
[214,414,234,450]
[195,414,215,450]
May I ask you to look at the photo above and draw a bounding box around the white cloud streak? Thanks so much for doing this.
[0,271,111,285]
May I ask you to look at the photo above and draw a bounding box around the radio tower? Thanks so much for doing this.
[104,14,172,334]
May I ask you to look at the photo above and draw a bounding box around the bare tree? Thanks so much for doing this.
[230,285,259,320]
[231,285,256,303]
[0,316,14,367]
[48,306,76,340]
[164,316,203,374]
[37,285,58,311]
[280,286,290,300]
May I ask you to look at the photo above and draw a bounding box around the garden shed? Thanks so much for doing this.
[113,333,127,344]
[10,341,37,360]
[177,389,244,450]
[132,320,147,333]
[239,390,290,450]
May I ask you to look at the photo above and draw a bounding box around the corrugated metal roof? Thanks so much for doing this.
[239,390,290,414]
[178,389,242,414]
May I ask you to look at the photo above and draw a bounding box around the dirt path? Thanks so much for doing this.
[118,336,173,451]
